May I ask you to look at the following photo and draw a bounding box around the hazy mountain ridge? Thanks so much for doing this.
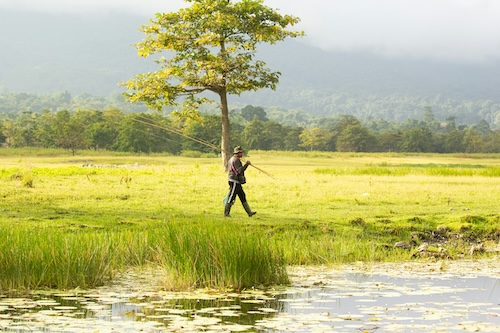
[1,9,499,126]
[0,9,151,95]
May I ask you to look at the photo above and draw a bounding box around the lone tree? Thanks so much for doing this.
[123,0,302,169]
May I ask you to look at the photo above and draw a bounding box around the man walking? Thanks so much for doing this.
[224,146,257,217]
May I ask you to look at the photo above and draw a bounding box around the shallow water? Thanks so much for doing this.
[271,272,500,332]
[1,260,499,332]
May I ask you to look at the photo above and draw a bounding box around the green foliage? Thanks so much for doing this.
[182,114,222,153]
[123,0,303,164]
[299,127,331,151]
[0,110,184,155]
[52,110,92,155]
[124,0,302,111]
[113,113,182,154]
[243,115,266,149]
[336,124,376,152]
[241,105,268,122]
[2,107,500,155]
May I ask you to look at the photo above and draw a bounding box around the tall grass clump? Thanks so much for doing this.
[0,227,123,291]
[0,222,289,292]
[150,220,289,290]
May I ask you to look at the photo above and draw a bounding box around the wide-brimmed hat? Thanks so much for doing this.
[233,146,244,154]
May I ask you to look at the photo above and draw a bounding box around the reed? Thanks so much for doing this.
[0,222,287,291]
[0,227,122,290]
[150,220,288,290]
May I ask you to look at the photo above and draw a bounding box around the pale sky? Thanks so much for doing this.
[1,0,500,63]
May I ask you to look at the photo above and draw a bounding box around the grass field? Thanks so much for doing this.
[0,149,499,291]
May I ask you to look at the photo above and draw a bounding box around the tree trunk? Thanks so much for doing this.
[220,90,231,172]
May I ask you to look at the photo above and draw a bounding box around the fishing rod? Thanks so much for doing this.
[247,163,275,179]
[97,110,276,179]
[134,114,276,179]
[133,114,221,152]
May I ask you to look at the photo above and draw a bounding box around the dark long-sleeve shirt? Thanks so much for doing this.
[227,155,249,183]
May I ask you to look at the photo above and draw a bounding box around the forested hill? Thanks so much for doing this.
[1,9,499,127]
[242,42,500,126]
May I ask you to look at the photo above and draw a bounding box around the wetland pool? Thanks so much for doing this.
[0,259,499,332]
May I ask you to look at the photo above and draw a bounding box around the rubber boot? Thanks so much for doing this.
[224,202,233,217]
[242,202,256,217]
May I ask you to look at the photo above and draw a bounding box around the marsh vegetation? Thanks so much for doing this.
[0,149,499,291]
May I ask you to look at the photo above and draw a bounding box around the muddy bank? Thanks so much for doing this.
[289,256,500,287]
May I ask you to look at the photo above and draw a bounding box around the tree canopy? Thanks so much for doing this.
[123,0,303,168]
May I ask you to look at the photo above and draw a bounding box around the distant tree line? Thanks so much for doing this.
[1,105,499,154]
[1,91,500,129]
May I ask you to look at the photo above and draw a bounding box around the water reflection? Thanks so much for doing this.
[0,268,499,332]
[270,273,500,332]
